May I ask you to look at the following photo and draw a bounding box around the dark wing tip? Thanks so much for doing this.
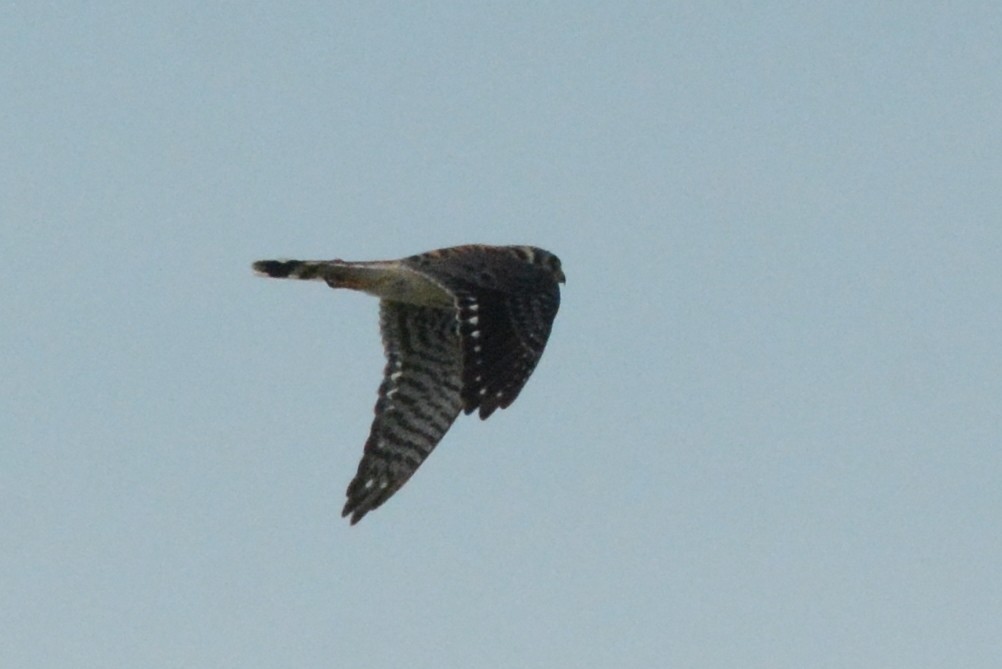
[342,478,394,525]
[341,503,365,525]
[341,492,375,526]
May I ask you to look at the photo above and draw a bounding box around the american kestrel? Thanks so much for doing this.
[253,244,564,524]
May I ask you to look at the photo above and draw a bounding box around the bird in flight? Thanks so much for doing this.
[253,244,564,524]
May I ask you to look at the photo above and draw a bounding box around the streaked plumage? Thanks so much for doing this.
[253,244,564,524]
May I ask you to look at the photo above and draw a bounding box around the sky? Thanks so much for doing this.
[3,2,1001,667]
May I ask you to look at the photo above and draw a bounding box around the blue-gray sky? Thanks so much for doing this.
[3,3,1001,667]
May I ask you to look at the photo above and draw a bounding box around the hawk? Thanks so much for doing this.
[253,244,564,524]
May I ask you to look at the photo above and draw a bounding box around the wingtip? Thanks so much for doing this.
[342,486,378,525]
[341,499,361,524]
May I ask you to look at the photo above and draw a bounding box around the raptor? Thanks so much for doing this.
[253,244,564,524]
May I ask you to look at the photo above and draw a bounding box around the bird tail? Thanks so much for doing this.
[253,258,403,295]
[252,259,336,281]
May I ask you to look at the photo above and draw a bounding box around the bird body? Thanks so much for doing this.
[253,244,563,524]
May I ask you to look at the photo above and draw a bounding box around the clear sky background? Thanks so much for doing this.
[3,3,1001,668]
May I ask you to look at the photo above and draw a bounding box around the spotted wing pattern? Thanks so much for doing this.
[454,285,560,418]
[342,301,464,524]
[402,245,562,419]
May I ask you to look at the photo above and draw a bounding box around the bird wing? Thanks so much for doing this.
[342,301,464,524]
[455,283,560,419]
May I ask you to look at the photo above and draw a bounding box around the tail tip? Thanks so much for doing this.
[253,259,295,278]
